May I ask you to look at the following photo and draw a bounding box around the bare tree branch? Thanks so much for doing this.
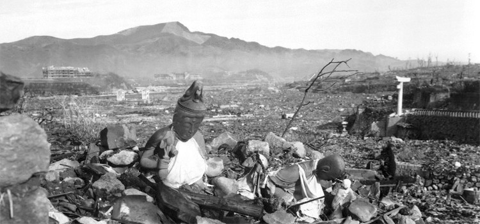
[281,58,356,137]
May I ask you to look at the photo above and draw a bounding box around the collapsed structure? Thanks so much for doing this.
[42,66,93,78]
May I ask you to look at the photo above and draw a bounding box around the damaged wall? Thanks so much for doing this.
[405,111,480,144]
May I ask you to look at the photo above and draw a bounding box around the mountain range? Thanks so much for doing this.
[0,21,410,81]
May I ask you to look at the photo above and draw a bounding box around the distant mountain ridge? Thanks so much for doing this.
[0,21,409,80]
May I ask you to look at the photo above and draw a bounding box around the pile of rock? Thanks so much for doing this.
[0,73,52,224]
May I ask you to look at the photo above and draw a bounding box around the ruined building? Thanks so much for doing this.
[24,79,99,96]
[42,66,93,78]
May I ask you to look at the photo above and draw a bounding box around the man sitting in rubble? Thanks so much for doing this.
[139,81,209,190]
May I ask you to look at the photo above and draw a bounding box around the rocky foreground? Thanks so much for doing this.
[2,114,479,223]
[1,73,479,223]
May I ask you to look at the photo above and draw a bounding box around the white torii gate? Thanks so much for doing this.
[396,76,411,115]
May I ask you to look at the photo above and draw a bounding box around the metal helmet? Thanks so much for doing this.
[316,154,346,181]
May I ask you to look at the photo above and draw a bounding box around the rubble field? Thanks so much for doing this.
[3,85,480,224]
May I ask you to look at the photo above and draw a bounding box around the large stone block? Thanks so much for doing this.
[111,195,163,224]
[246,140,270,158]
[92,173,125,194]
[264,132,293,152]
[100,125,137,150]
[210,132,238,150]
[0,114,50,187]
[348,198,377,222]
[0,187,50,224]
[0,72,24,113]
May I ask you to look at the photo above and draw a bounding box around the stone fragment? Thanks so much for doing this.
[111,195,163,224]
[49,158,80,171]
[99,149,115,160]
[310,150,325,160]
[123,188,154,202]
[0,72,24,112]
[264,132,293,152]
[212,177,238,197]
[107,150,138,166]
[380,196,397,210]
[343,216,360,224]
[100,125,137,150]
[47,198,70,224]
[59,168,77,180]
[391,136,405,144]
[206,157,224,177]
[262,209,296,224]
[383,214,395,224]
[398,215,416,224]
[85,143,101,164]
[92,173,125,194]
[196,216,226,224]
[46,158,80,182]
[348,199,377,222]
[49,211,70,224]
[0,187,50,224]
[82,199,95,208]
[241,154,268,168]
[59,202,77,213]
[242,156,256,168]
[291,141,306,158]
[63,177,85,188]
[246,140,270,157]
[0,114,51,187]
[409,205,422,221]
[210,132,238,150]
[76,217,108,224]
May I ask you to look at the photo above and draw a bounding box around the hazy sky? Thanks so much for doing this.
[1,0,479,63]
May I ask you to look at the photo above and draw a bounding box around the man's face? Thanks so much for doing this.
[172,113,204,142]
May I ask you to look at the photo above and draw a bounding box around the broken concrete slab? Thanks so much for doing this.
[348,198,377,222]
[111,195,164,224]
[212,177,238,197]
[246,140,270,157]
[262,209,296,224]
[196,216,226,224]
[210,132,238,151]
[75,216,109,224]
[123,188,154,202]
[46,158,80,182]
[345,168,379,181]
[92,172,125,194]
[291,141,306,158]
[107,150,138,166]
[264,132,293,152]
[0,114,51,187]
[206,157,225,177]
[85,143,101,164]
[49,158,80,171]
[100,124,137,150]
[310,150,325,160]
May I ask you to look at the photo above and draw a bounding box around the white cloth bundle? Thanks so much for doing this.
[164,138,207,188]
